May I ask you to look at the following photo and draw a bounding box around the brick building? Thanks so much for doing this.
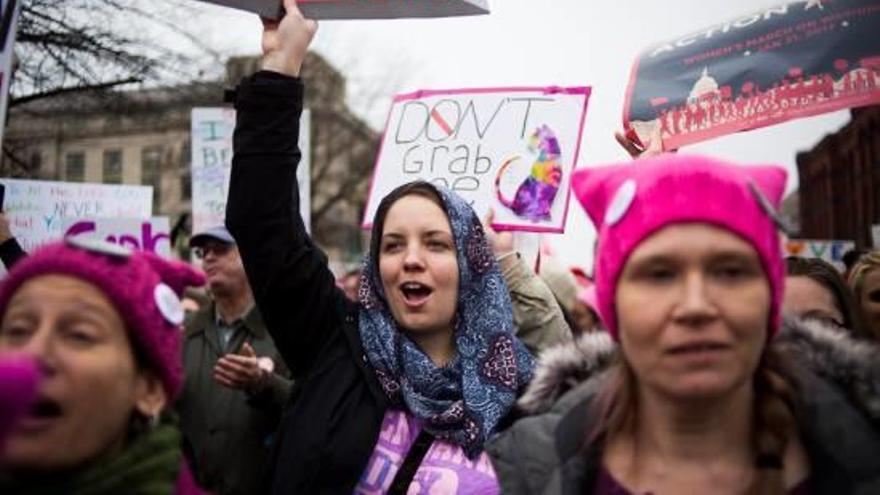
[1,53,379,266]
[796,105,880,248]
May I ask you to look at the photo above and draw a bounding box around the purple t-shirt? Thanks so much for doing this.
[354,410,500,495]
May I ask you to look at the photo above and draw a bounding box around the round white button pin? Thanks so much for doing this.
[154,283,184,325]
[605,179,637,226]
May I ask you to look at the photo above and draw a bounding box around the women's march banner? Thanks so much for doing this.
[624,0,880,149]
[363,86,591,233]
[196,0,489,20]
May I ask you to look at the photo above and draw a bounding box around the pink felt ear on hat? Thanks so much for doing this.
[743,165,787,208]
[571,165,630,230]
[142,252,206,296]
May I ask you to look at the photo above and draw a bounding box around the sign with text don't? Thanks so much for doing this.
[364,86,591,233]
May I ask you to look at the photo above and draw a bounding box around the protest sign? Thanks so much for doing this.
[62,217,172,257]
[0,179,153,253]
[363,87,591,233]
[195,0,489,20]
[0,0,21,149]
[783,238,855,271]
[624,0,880,149]
[190,108,311,235]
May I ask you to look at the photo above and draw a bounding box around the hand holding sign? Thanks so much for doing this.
[261,0,318,78]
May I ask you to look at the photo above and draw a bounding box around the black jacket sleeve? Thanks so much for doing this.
[226,72,350,379]
[0,238,26,270]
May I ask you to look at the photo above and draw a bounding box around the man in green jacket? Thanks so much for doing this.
[177,226,292,495]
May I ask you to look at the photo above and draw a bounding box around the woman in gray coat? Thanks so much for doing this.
[489,154,880,494]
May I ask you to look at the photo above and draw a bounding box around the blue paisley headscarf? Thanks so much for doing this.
[358,182,534,458]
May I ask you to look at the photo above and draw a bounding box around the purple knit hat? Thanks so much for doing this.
[571,154,787,340]
[0,239,205,399]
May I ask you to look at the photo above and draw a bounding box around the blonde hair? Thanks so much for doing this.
[591,349,798,495]
[850,250,880,298]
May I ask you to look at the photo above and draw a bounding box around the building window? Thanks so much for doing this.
[65,152,85,182]
[142,146,163,211]
[103,149,123,184]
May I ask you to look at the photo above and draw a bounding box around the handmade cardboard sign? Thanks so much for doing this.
[363,87,591,233]
[783,238,855,271]
[0,179,153,253]
[195,0,489,20]
[61,217,172,257]
[190,108,311,234]
[624,0,880,149]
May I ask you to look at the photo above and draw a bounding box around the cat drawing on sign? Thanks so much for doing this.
[494,125,563,222]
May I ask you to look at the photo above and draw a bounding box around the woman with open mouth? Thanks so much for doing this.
[0,238,206,494]
[489,154,880,494]
[224,1,547,493]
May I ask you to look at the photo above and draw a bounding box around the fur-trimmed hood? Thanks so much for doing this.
[517,316,880,421]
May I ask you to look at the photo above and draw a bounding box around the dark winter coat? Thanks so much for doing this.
[177,303,292,495]
[226,72,387,494]
[487,317,880,495]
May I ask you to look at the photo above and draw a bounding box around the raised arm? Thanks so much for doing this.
[225,2,344,378]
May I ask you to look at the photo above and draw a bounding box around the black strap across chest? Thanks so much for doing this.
[387,429,435,495]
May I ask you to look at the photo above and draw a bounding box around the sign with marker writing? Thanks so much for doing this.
[195,0,489,20]
[61,217,172,257]
[624,0,880,149]
[191,108,311,234]
[364,87,591,233]
[0,179,153,253]
[783,238,855,271]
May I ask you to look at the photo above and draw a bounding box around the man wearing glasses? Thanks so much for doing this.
[177,226,292,495]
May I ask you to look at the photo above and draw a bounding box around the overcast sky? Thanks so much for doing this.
[187,0,851,270]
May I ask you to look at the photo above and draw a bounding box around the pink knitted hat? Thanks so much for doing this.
[0,239,205,399]
[571,154,787,340]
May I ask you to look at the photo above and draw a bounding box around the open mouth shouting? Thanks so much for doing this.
[17,395,63,432]
[399,281,434,309]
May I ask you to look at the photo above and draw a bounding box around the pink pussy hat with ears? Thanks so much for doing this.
[570,154,788,340]
[0,238,206,399]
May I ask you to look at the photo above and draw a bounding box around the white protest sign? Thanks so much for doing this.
[195,0,489,20]
[61,217,172,258]
[783,238,855,272]
[190,108,311,235]
[363,87,591,233]
[0,0,21,149]
[0,179,153,253]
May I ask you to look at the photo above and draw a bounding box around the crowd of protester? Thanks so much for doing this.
[0,0,878,493]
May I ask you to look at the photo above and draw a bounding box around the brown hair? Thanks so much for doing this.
[369,181,447,268]
[590,348,799,495]
[785,256,870,339]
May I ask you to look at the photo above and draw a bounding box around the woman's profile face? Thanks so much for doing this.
[0,275,165,472]
[379,194,459,340]
[615,224,771,401]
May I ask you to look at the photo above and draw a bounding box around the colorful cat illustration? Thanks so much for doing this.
[494,125,563,222]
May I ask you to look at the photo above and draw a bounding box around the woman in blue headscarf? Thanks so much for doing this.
[224,2,538,493]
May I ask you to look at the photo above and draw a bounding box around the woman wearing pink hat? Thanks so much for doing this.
[489,154,880,494]
[0,239,206,494]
